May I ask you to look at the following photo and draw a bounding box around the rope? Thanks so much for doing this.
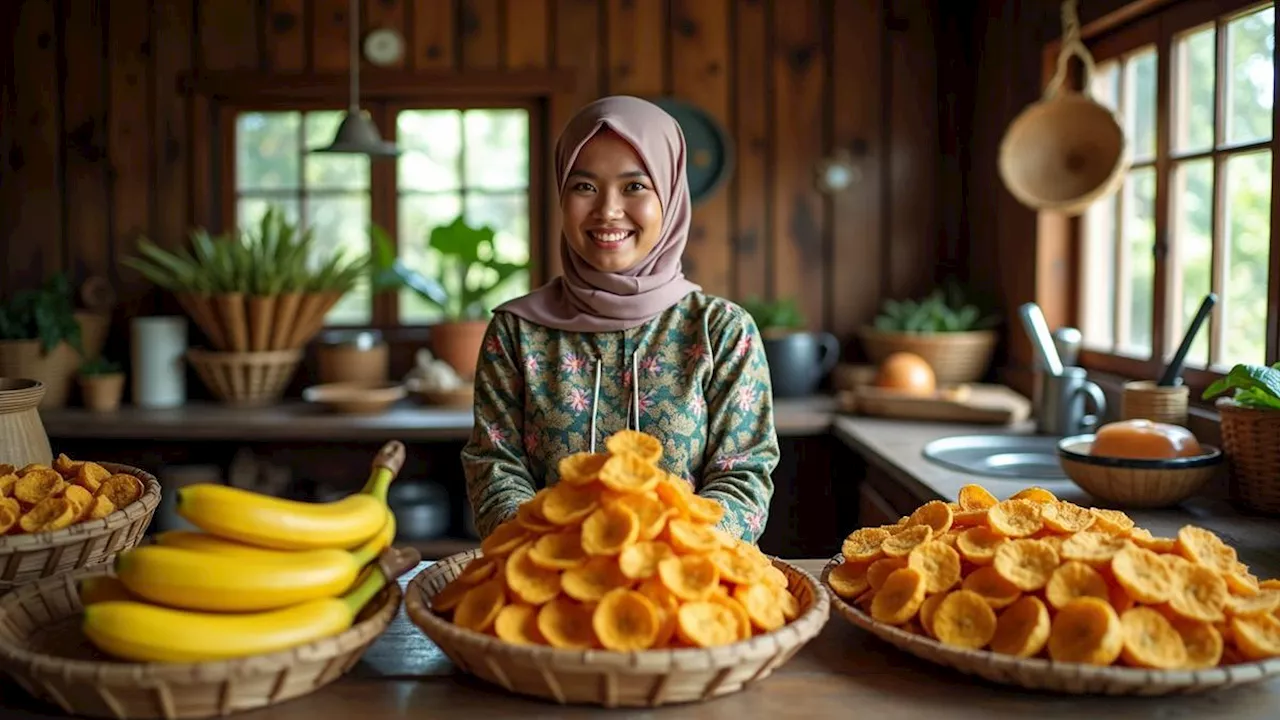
[1044,0,1097,99]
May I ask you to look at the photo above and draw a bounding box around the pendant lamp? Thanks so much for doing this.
[310,0,400,157]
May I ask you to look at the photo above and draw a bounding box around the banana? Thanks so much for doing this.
[155,507,397,555]
[83,560,393,663]
[174,440,404,550]
[115,511,396,612]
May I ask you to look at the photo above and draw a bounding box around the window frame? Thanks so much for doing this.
[217,98,543,328]
[1041,0,1280,406]
[185,69,571,332]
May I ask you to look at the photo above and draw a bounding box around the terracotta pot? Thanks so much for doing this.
[0,378,52,467]
[0,340,81,409]
[79,373,125,413]
[429,320,489,381]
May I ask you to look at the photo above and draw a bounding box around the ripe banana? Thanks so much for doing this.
[115,510,396,612]
[175,441,403,550]
[155,507,396,555]
[83,560,392,663]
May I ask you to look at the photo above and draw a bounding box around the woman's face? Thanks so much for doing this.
[561,130,664,273]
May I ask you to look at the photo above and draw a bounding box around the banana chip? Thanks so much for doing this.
[827,482,1280,669]
[0,473,16,497]
[434,429,805,651]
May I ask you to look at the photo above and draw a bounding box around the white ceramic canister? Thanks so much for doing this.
[131,316,188,408]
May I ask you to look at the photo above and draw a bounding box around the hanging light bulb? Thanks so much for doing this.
[310,0,400,157]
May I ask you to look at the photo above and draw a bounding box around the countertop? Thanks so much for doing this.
[38,396,838,442]
[9,409,1280,717]
[9,558,1280,720]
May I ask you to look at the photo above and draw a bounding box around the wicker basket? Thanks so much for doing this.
[857,327,997,384]
[404,549,830,708]
[820,555,1280,695]
[0,563,402,720]
[1056,435,1223,508]
[1216,400,1280,515]
[187,348,303,407]
[0,462,160,595]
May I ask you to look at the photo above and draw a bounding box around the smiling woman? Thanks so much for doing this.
[460,96,781,547]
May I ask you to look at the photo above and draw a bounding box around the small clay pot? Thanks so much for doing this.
[79,373,125,413]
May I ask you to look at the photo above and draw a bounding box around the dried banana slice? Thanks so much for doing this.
[931,589,998,649]
[1048,597,1123,665]
[990,596,1050,658]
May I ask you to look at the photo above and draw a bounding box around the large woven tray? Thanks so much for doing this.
[0,462,161,594]
[0,556,409,720]
[405,549,830,708]
[820,554,1280,696]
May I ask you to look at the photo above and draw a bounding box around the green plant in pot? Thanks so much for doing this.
[859,283,1000,385]
[124,206,369,353]
[1202,362,1280,515]
[78,356,125,413]
[371,215,529,380]
[739,297,839,399]
[0,273,86,408]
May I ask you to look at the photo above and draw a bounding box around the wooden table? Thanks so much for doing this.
[7,559,1280,720]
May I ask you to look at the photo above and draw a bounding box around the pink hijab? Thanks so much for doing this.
[494,95,702,332]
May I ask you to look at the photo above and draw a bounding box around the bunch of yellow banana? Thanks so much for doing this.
[81,441,417,663]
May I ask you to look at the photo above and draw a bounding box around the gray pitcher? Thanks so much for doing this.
[1035,366,1107,436]
[762,332,840,398]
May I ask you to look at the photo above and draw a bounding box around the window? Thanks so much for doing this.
[230,105,533,327]
[1076,1,1276,378]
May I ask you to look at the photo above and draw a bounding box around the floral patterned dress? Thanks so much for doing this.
[461,291,779,544]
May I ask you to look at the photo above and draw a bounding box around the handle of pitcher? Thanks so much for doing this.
[1078,380,1108,432]
[817,332,841,376]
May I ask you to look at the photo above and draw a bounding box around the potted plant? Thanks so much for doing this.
[78,356,125,412]
[371,215,529,380]
[739,297,839,398]
[858,283,1000,384]
[0,274,85,409]
[124,206,369,406]
[1202,362,1280,516]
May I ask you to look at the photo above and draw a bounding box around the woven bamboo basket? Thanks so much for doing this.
[187,348,303,407]
[857,327,997,384]
[1121,380,1190,427]
[820,555,1280,695]
[0,462,160,595]
[0,562,403,720]
[1057,435,1222,508]
[404,549,830,708]
[1216,400,1280,515]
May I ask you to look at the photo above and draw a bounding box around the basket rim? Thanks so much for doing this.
[818,554,1280,689]
[0,563,403,682]
[1058,435,1223,470]
[0,462,161,553]
[404,548,831,666]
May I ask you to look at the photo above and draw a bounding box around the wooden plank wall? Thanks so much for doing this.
[1,0,945,350]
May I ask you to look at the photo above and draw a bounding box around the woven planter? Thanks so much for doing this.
[0,463,160,595]
[857,327,997,384]
[820,555,1280,695]
[187,348,302,407]
[404,549,830,708]
[0,563,402,720]
[1216,400,1280,515]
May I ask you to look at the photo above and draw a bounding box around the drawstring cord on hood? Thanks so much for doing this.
[587,350,641,453]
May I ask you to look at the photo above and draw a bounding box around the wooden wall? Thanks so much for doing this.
[1,0,946,353]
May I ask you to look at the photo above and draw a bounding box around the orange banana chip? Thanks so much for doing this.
[658,554,719,601]
[676,600,740,647]
[604,429,664,464]
[989,596,1050,658]
[1041,501,1095,534]
[453,578,506,633]
[842,527,891,563]
[558,452,609,486]
[528,528,589,570]
[907,500,954,535]
[957,484,998,510]
[593,588,660,651]
[956,526,1006,566]
[494,603,544,645]
[598,453,662,494]
[1048,597,1123,665]
[1009,487,1057,504]
[1120,607,1188,669]
[907,541,962,594]
[562,556,631,603]
[537,596,598,649]
[870,568,927,626]
[1045,561,1109,610]
[992,539,1059,592]
[866,557,909,592]
[961,566,1022,610]
[619,541,675,580]
[881,525,933,557]
[580,503,640,556]
[986,499,1043,538]
[542,482,601,525]
[931,589,997,649]
[1110,544,1174,605]
[505,544,562,605]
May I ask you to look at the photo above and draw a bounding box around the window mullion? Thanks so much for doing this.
[1268,8,1280,364]
[1153,18,1173,363]
[1209,17,1229,366]
[1115,58,1131,354]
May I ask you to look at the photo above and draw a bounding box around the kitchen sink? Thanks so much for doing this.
[921,434,1069,481]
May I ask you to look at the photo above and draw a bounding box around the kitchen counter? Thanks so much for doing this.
[9,557,1279,719]
[38,396,838,442]
[10,409,1280,717]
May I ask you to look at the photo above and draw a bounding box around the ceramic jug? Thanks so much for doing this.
[763,331,840,398]
[0,378,53,467]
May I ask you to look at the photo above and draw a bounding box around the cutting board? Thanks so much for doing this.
[838,383,1032,425]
